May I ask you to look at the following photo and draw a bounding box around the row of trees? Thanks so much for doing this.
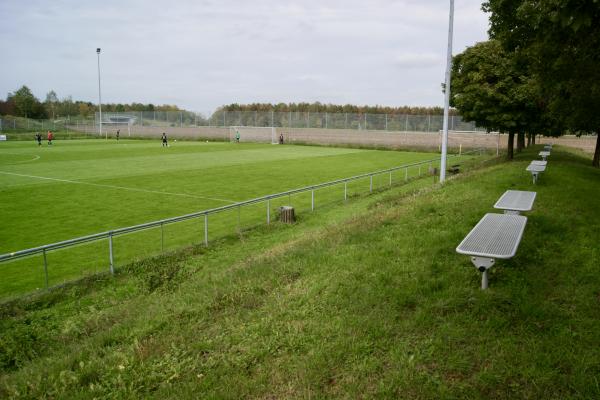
[0,86,182,120]
[450,0,600,167]
[220,102,456,115]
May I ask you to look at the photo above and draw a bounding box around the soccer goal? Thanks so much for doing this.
[229,126,278,144]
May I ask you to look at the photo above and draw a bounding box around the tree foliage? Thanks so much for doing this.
[484,0,600,166]
[9,86,47,119]
[450,40,543,158]
[0,86,183,119]
[219,102,454,115]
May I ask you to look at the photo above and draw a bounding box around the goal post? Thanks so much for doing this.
[229,126,278,144]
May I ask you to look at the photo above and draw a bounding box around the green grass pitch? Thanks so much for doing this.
[0,139,462,298]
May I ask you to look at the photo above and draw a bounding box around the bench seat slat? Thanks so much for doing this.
[494,190,537,212]
[456,213,528,259]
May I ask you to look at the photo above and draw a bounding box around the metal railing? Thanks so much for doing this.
[0,149,482,298]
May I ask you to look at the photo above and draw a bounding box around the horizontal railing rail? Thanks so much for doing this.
[0,149,482,265]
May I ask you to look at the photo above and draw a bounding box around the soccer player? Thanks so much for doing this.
[35,132,42,146]
[47,131,53,145]
[161,132,168,147]
[235,130,240,143]
[116,129,120,141]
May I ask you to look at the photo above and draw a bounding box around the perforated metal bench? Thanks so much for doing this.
[530,160,547,167]
[456,213,528,289]
[539,151,551,161]
[543,145,552,151]
[493,190,537,215]
[526,163,546,184]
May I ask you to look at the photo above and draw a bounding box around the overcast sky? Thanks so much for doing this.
[0,0,489,115]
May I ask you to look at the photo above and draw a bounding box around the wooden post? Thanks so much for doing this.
[279,206,295,223]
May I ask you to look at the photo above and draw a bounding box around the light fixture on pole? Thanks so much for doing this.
[96,47,104,139]
[440,0,454,183]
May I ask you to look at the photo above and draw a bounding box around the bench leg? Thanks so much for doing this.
[470,256,495,290]
[481,270,489,290]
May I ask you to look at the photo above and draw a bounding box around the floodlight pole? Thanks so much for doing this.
[440,0,454,183]
[96,48,104,139]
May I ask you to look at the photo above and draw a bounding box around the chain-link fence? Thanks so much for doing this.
[88,111,483,132]
[0,116,96,135]
[0,111,483,135]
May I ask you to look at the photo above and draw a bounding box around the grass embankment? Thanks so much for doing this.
[1,146,598,399]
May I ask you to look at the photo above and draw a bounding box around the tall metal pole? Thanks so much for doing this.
[440,0,454,183]
[96,48,104,139]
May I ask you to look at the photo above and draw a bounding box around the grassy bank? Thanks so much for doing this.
[0,146,598,399]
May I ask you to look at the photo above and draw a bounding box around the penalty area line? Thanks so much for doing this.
[0,171,238,204]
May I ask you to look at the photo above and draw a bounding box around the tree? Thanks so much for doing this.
[78,103,92,117]
[11,86,46,119]
[0,97,15,116]
[45,90,58,119]
[450,40,541,159]
[484,0,600,167]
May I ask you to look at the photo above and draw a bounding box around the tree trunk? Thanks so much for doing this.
[593,133,600,168]
[279,206,295,223]
[527,133,532,147]
[507,133,514,160]
[516,132,525,153]
[532,133,536,145]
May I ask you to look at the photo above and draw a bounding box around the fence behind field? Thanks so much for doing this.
[86,110,484,133]
[0,149,482,300]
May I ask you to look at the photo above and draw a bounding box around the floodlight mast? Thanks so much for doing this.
[440,0,454,183]
[96,48,104,139]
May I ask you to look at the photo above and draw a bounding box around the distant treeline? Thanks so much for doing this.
[219,103,457,115]
[0,85,182,119]
[1,84,456,121]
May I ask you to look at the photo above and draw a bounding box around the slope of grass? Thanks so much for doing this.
[0,146,598,399]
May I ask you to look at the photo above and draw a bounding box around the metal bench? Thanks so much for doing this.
[493,190,537,215]
[539,151,551,161]
[543,144,552,151]
[530,160,547,167]
[526,163,546,184]
[456,213,528,289]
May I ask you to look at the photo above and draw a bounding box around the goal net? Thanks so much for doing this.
[229,126,278,144]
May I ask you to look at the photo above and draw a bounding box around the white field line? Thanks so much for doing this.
[0,154,41,164]
[0,171,238,204]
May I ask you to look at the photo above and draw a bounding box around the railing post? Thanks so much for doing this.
[160,222,164,252]
[43,249,49,289]
[238,205,241,232]
[267,199,270,224]
[389,171,392,186]
[344,182,347,201]
[204,214,208,246]
[370,175,373,192]
[108,232,114,275]
[311,190,315,211]
[405,167,408,181]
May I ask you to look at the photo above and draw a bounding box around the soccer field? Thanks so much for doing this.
[0,139,464,298]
